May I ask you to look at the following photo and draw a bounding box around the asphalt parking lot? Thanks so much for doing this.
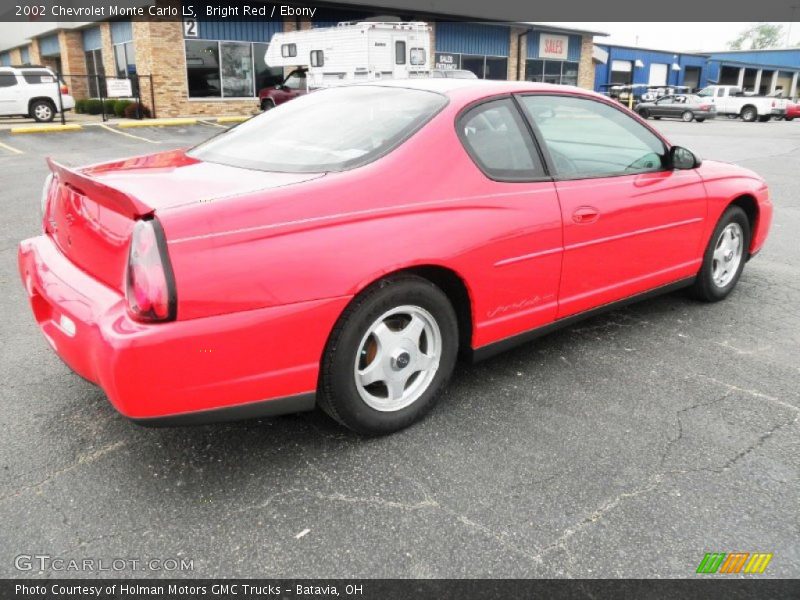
[0,117,798,579]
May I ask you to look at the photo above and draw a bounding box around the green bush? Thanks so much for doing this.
[74,99,87,114]
[103,99,117,114]
[123,102,151,119]
[84,99,103,115]
[113,99,132,118]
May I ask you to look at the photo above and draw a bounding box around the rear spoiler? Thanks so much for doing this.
[47,158,153,219]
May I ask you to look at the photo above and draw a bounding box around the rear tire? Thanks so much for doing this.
[638,109,650,119]
[741,106,757,122]
[318,275,458,435]
[30,100,55,123]
[691,206,751,302]
[682,111,694,122]
[653,116,662,120]
[758,115,771,123]
[785,117,794,121]
[695,118,706,123]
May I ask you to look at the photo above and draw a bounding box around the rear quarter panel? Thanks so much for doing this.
[159,95,564,348]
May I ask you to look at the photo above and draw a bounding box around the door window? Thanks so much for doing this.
[458,98,545,181]
[395,41,406,65]
[0,74,17,87]
[284,71,306,90]
[519,95,666,179]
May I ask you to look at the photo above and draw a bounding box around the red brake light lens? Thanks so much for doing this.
[60,83,69,95]
[126,219,176,322]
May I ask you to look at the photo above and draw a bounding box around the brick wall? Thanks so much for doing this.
[507,27,527,80]
[100,22,117,79]
[58,30,89,99]
[132,19,258,118]
[9,48,22,65]
[577,35,595,90]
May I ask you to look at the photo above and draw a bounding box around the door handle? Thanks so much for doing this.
[572,206,600,224]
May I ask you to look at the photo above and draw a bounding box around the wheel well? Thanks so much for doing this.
[740,104,756,114]
[729,194,758,252]
[396,265,473,359]
[28,97,56,112]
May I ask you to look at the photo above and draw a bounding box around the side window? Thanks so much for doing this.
[22,70,54,84]
[459,98,545,181]
[0,73,18,87]
[281,44,297,58]
[409,48,425,66]
[395,41,406,65]
[519,95,666,179]
[284,71,306,90]
[310,50,324,68]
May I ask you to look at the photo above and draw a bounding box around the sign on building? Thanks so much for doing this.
[106,78,133,98]
[539,34,569,61]
[434,52,461,70]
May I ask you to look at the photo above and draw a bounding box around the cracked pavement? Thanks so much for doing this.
[0,119,798,578]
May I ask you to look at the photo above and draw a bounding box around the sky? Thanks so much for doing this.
[551,22,800,53]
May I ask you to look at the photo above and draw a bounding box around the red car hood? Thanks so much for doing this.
[80,149,324,213]
[696,159,765,184]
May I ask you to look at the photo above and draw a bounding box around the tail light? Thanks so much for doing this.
[699,104,712,110]
[59,82,69,95]
[126,218,177,322]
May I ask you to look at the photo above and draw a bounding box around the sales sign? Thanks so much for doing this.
[539,34,569,60]
[434,52,461,70]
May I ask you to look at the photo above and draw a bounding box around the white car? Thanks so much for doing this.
[0,66,75,122]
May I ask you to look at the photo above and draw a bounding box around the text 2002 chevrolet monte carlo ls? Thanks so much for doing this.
[19,80,772,435]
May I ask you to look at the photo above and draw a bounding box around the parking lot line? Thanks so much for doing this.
[99,124,160,144]
[0,140,23,154]
[198,120,229,129]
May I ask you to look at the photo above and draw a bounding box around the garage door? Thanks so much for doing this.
[648,63,668,86]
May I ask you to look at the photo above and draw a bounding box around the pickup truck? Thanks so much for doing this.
[257,68,308,111]
[696,85,787,122]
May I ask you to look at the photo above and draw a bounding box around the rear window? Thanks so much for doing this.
[189,86,447,173]
[0,73,17,87]
[22,70,55,84]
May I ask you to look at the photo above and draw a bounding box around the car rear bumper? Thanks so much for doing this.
[696,111,716,119]
[18,235,350,423]
[770,108,786,117]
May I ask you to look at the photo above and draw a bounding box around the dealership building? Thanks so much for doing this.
[0,2,602,117]
[594,44,800,98]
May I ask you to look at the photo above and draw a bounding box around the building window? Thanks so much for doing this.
[186,40,282,99]
[186,40,221,98]
[525,60,578,85]
[114,42,136,78]
[459,55,508,80]
[84,48,106,97]
[395,41,406,65]
[281,43,296,58]
[610,60,633,85]
[410,48,425,66]
[310,50,324,67]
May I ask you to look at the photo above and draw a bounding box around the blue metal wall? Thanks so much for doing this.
[82,27,102,52]
[111,21,133,44]
[0,52,10,66]
[39,34,60,57]
[194,19,283,42]
[435,22,510,57]
[707,49,800,70]
[527,32,582,61]
[594,45,709,90]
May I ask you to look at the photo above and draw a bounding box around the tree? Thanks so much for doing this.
[728,23,785,50]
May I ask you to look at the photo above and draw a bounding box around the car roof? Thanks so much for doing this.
[357,78,605,101]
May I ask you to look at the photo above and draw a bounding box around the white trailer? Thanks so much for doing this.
[264,21,431,87]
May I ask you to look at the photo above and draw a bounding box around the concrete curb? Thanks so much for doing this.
[11,124,83,134]
[216,116,251,124]
[118,118,198,128]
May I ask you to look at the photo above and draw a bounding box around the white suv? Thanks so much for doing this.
[0,66,75,122]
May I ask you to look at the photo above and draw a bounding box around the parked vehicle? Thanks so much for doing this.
[696,85,787,122]
[258,68,308,110]
[0,66,75,122]
[430,69,478,79]
[639,85,691,102]
[636,94,716,122]
[264,21,431,88]
[19,80,772,434]
[784,101,799,121]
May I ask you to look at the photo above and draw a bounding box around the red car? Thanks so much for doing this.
[258,68,308,111]
[785,101,800,121]
[19,80,772,434]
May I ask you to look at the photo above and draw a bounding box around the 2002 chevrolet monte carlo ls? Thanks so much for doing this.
[19,80,772,435]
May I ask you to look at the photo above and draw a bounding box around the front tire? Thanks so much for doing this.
[691,206,751,302]
[638,108,650,119]
[260,99,275,111]
[319,275,458,435]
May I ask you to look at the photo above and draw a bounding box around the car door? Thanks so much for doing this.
[0,72,22,115]
[517,93,708,318]
[457,97,563,344]
[652,97,671,117]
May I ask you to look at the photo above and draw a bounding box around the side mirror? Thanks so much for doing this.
[670,146,701,170]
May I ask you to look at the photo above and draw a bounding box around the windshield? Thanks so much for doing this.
[190,86,447,173]
[696,87,714,97]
